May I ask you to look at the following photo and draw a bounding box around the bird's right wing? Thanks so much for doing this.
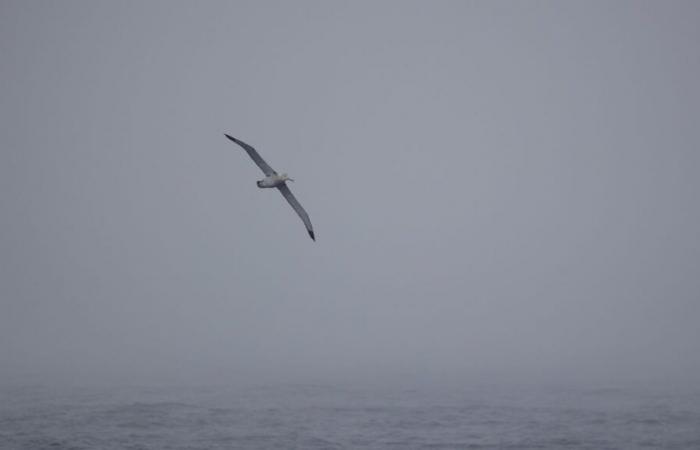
[278,183,315,241]
[224,134,276,176]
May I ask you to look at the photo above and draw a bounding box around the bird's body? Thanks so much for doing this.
[256,173,292,188]
[224,134,315,241]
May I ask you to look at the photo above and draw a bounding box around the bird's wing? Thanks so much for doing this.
[277,183,315,241]
[224,134,276,176]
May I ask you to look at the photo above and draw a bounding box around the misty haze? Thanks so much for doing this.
[2,1,699,449]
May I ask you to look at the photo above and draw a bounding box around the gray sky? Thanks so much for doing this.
[2,0,699,387]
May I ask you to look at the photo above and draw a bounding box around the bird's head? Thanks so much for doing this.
[280,173,294,182]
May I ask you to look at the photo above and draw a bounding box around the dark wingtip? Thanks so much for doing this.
[224,133,236,142]
[309,230,315,241]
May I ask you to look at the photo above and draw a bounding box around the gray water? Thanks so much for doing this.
[2,384,699,449]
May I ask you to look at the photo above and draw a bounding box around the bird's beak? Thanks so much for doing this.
[288,178,295,182]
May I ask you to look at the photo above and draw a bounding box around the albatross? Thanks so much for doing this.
[225,134,315,241]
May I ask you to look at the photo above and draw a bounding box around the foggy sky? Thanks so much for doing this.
[1,0,699,388]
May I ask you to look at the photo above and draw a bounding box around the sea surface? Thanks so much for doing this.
[1,383,699,449]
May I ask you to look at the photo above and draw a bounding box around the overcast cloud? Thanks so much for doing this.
[1,1,699,388]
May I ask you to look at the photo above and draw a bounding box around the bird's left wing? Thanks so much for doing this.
[224,134,277,176]
[277,183,315,241]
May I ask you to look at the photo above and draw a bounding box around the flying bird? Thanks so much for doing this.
[225,134,315,241]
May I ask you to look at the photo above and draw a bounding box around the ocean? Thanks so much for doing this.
[2,383,699,449]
